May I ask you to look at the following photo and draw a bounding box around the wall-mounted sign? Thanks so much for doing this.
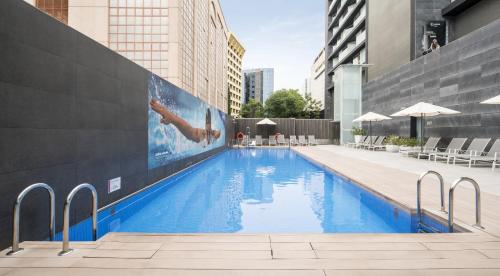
[427,21,446,48]
[108,177,121,193]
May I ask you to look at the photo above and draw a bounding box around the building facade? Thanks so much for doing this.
[25,0,229,112]
[227,33,245,117]
[324,0,367,119]
[242,68,274,104]
[310,48,326,108]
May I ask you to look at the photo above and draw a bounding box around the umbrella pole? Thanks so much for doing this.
[420,114,424,153]
[370,121,372,146]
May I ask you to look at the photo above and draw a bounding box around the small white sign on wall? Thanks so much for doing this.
[108,177,121,193]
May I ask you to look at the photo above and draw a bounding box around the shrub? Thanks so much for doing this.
[385,135,400,145]
[351,127,366,136]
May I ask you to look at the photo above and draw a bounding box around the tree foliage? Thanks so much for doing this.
[240,99,265,118]
[264,89,305,118]
[302,94,322,119]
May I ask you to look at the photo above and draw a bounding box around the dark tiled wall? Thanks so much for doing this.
[0,0,226,249]
[363,18,500,140]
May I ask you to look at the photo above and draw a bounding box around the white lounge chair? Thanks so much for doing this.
[308,135,318,146]
[347,136,366,148]
[399,137,441,158]
[367,136,386,151]
[289,135,298,146]
[428,138,468,163]
[358,136,377,149]
[277,134,287,146]
[255,135,263,146]
[268,135,277,146]
[451,138,496,168]
[298,135,308,146]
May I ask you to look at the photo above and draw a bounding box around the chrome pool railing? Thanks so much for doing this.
[7,183,55,255]
[448,177,482,232]
[416,170,446,223]
[59,183,98,256]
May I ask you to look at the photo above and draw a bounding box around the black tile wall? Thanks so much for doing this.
[0,0,228,249]
[363,19,500,141]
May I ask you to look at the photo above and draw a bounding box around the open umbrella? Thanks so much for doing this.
[391,102,460,152]
[481,95,500,104]
[256,118,277,125]
[353,112,392,146]
[256,118,277,140]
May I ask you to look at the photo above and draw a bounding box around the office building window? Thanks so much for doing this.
[36,0,68,24]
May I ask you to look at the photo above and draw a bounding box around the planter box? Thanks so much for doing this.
[386,145,400,153]
[354,135,363,143]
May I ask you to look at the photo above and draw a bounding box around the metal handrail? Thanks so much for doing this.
[59,183,98,256]
[7,183,55,255]
[417,171,446,223]
[448,177,482,232]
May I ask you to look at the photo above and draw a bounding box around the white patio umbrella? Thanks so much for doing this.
[256,118,277,125]
[353,112,392,146]
[481,95,500,104]
[391,102,460,152]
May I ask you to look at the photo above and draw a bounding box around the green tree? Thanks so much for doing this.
[265,89,305,118]
[302,95,322,119]
[240,99,265,118]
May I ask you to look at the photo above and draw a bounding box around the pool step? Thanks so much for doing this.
[417,222,442,233]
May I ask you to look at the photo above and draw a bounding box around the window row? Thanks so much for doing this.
[110,0,168,8]
[110,34,168,43]
[109,42,169,51]
[110,25,168,35]
[110,16,168,26]
[110,8,168,17]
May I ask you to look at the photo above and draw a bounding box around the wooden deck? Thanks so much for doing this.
[1,145,500,275]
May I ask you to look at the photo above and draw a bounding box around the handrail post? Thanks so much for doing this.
[416,171,446,223]
[448,177,482,232]
[59,183,98,256]
[7,183,55,256]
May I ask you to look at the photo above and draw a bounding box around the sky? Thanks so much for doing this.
[220,0,325,92]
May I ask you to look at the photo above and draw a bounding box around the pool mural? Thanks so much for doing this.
[148,73,226,169]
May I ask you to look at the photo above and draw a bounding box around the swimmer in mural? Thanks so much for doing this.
[150,99,221,146]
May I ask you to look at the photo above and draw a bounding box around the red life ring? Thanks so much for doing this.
[236,132,244,140]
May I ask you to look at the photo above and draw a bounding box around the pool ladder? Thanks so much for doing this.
[6,183,98,256]
[417,171,482,233]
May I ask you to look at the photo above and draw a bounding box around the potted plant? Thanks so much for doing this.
[399,137,419,151]
[351,127,366,143]
[385,135,400,153]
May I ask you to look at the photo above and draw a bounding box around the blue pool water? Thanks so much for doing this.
[63,149,450,240]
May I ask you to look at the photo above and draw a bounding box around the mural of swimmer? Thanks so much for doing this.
[148,74,226,169]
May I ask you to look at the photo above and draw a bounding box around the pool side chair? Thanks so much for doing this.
[290,135,299,146]
[368,136,386,151]
[268,136,277,146]
[452,139,499,169]
[347,136,366,148]
[410,137,441,159]
[360,136,378,149]
[351,136,368,148]
[249,140,257,147]
[445,138,490,166]
[308,135,318,146]
[428,138,467,163]
[277,134,287,146]
[298,135,308,146]
[255,135,263,146]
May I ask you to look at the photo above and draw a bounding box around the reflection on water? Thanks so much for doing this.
[99,149,413,233]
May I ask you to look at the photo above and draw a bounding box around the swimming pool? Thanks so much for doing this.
[63,148,450,240]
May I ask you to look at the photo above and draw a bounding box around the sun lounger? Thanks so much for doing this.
[452,139,498,169]
[268,136,277,146]
[347,136,366,148]
[428,138,467,163]
[298,135,308,146]
[255,135,263,146]
[308,135,318,146]
[277,134,287,146]
[356,136,376,149]
[399,137,441,159]
[290,135,298,146]
[367,136,386,151]
[249,140,256,147]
